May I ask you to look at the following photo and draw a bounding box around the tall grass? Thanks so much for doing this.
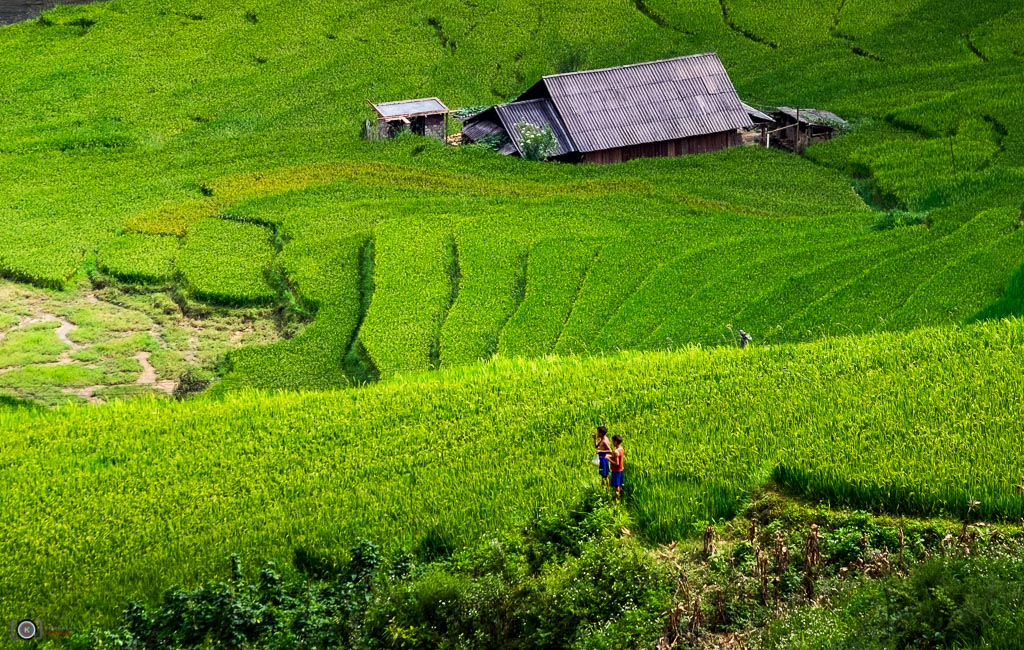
[1,319,1023,627]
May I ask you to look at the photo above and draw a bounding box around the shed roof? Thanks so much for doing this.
[776,106,847,126]
[533,52,753,152]
[742,102,774,123]
[461,114,506,143]
[371,97,449,119]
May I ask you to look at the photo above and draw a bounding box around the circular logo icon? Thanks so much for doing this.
[16,620,37,640]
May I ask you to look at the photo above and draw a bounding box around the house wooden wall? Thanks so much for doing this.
[777,116,836,150]
[422,114,446,140]
[377,114,446,141]
[582,130,741,164]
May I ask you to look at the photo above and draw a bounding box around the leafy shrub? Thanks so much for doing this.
[68,501,670,650]
[363,493,670,649]
[469,132,509,152]
[515,122,557,161]
[172,368,215,400]
[451,106,491,121]
[762,555,1024,649]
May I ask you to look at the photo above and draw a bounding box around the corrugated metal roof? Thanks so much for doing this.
[494,99,575,157]
[372,97,448,119]
[742,102,774,122]
[541,52,753,152]
[777,106,847,126]
[462,115,505,143]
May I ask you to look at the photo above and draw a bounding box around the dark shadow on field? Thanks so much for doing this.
[970,260,1024,321]
[0,393,41,410]
[342,237,380,383]
[849,0,1011,64]
[415,526,458,563]
[771,463,1023,523]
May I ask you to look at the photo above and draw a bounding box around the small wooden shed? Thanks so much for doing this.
[774,107,848,150]
[370,97,449,141]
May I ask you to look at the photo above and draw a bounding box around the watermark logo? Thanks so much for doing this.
[11,620,40,641]
[9,620,71,641]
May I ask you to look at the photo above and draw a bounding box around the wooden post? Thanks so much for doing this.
[795,108,803,151]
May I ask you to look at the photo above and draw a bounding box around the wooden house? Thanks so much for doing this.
[461,53,763,163]
[370,97,449,141]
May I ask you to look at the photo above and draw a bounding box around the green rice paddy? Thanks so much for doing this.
[0,0,1021,635]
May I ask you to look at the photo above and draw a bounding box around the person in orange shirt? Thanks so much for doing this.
[609,435,625,501]
[593,425,612,486]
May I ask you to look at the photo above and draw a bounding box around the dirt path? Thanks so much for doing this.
[54,318,80,348]
[1,280,280,406]
[135,351,177,394]
[73,386,106,405]
[1,303,179,402]
[53,316,84,363]
[0,313,81,367]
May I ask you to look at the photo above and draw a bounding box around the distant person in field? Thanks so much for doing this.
[609,435,625,501]
[738,329,753,349]
[593,425,612,486]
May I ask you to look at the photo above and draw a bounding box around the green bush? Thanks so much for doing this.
[515,122,557,161]
[762,555,1024,649]
[69,499,670,650]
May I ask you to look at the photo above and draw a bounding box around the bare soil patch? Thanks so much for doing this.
[0,280,281,406]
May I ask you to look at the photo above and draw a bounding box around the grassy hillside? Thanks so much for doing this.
[0,0,1020,394]
[3,318,1024,627]
[1,0,1024,639]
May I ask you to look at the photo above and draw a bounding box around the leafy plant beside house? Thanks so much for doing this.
[515,122,558,161]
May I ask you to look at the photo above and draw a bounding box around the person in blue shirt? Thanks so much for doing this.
[593,425,612,486]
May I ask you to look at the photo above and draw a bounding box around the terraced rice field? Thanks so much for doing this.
[0,0,1018,395]
[3,318,1024,628]
[0,0,1022,637]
